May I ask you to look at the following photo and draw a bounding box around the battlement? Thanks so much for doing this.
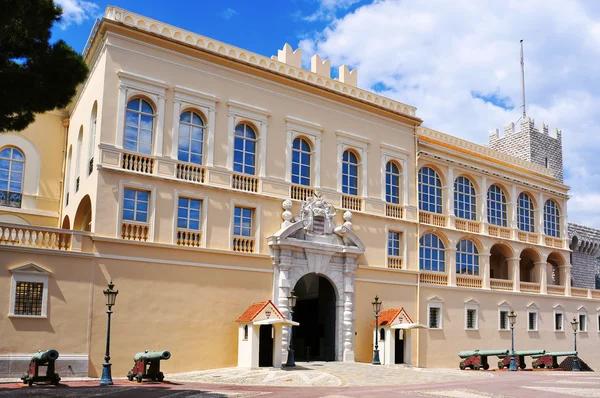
[488,116,561,143]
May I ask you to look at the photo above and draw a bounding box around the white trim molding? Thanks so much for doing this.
[226,100,269,177]
[527,302,539,332]
[284,116,323,187]
[498,303,510,331]
[9,263,50,318]
[427,296,443,330]
[553,304,565,332]
[336,130,369,196]
[229,198,262,253]
[0,134,41,198]
[172,189,208,248]
[380,143,409,205]
[577,306,588,333]
[117,181,157,242]
[464,298,479,331]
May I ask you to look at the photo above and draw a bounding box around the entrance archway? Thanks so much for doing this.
[292,273,336,361]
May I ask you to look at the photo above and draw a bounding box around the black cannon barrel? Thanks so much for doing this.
[133,350,171,361]
[31,350,59,362]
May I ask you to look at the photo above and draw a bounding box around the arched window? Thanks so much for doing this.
[419,233,445,272]
[454,176,476,220]
[487,185,507,227]
[88,102,97,175]
[517,192,535,232]
[456,239,479,276]
[124,98,154,155]
[178,110,205,164]
[544,200,560,237]
[233,123,257,175]
[291,137,311,186]
[65,147,72,205]
[385,161,401,204]
[75,127,83,189]
[418,167,442,213]
[0,147,24,207]
[342,150,359,196]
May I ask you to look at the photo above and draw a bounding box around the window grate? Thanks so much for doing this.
[555,313,563,331]
[500,311,508,330]
[466,309,476,329]
[429,307,439,329]
[579,314,586,332]
[14,281,43,316]
[528,312,537,330]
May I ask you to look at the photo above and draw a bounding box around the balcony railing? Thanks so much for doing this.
[0,190,22,208]
[176,163,205,184]
[490,278,513,291]
[419,211,446,227]
[545,236,563,248]
[121,222,149,241]
[455,219,480,233]
[488,225,511,239]
[520,282,540,294]
[419,271,448,286]
[341,195,362,211]
[232,236,255,253]
[122,152,155,174]
[290,185,314,201]
[88,157,94,175]
[387,255,403,269]
[456,275,482,289]
[518,231,539,244]
[231,174,258,193]
[176,229,202,247]
[0,223,72,250]
[592,290,600,299]
[385,203,403,219]
[571,287,588,298]
[547,285,565,296]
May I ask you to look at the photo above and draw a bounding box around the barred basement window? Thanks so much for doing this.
[466,308,477,330]
[579,313,587,332]
[528,311,538,331]
[555,313,563,331]
[429,307,440,329]
[499,310,508,330]
[14,282,43,316]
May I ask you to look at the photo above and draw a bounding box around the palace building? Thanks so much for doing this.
[1,6,600,377]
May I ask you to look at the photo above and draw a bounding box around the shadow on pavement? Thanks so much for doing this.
[0,383,236,397]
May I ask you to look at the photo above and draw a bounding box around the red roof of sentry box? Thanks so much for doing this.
[235,300,284,323]
[370,307,414,326]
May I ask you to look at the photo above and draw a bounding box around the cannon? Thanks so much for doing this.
[532,351,577,369]
[127,350,171,383]
[458,350,509,370]
[20,350,61,386]
[498,350,545,370]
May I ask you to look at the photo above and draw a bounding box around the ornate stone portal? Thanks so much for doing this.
[268,197,365,362]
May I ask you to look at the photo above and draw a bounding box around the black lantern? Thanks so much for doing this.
[508,310,517,371]
[285,290,297,367]
[372,295,382,365]
[100,281,118,386]
[570,317,580,371]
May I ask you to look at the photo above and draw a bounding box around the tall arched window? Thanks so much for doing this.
[342,150,359,196]
[75,127,83,191]
[88,102,97,175]
[233,123,257,175]
[385,161,401,204]
[419,233,445,272]
[124,98,154,155]
[0,147,24,207]
[418,167,442,213]
[454,176,476,220]
[487,185,507,227]
[456,239,479,275]
[178,110,205,165]
[517,192,535,232]
[65,147,72,205]
[544,199,560,237]
[291,137,311,186]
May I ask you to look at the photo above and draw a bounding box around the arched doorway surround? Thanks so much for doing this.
[268,197,365,362]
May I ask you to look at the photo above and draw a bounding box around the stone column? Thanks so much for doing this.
[561,264,572,296]
[170,100,182,159]
[446,248,457,286]
[445,167,455,228]
[155,94,166,157]
[115,85,128,148]
[535,261,548,294]
[537,192,545,241]
[480,253,491,289]
[206,107,216,167]
[480,176,488,234]
[343,261,357,362]
[507,257,520,292]
[276,261,292,359]
[510,184,518,239]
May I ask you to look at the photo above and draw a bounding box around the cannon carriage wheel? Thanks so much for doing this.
[127,371,134,381]
[158,372,164,382]
[459,361,466,370]
[483,363,489,370]
[136,372,143,383]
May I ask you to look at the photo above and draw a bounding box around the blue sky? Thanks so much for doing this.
[53,0,600,227]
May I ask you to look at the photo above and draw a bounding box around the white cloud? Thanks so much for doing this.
[219,8,237,20]
[300,0,600,228]
[304,0,363,22]
[55,0,99,29]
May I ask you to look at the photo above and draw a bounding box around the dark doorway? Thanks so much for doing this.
[258,324,273,367]
[395,329,404,364]
[292,273,336,361]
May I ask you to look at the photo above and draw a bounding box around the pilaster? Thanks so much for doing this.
[508,257,520,292]
[446,248,457,286]
[480,253,491,289]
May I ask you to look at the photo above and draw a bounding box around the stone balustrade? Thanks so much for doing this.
[122,151,155,174]
[176,230,202,247]
[231,174,259,193]
[176,163,205,183]
[547,285,565,296]
[387,255,402,269]
[341,195,362,211]
[571,287,589,298]
[520,282,541,294]
[456,275,482,289]
[518,231,539,244]
[455,219,480,234]
[232,236,255,253]
[385,203,403,219]
[490,278,513,291]
[419,211,446,227]
[0,223,72,250]
[290,185,314,201]
[121,222,150,241]
[419,271,448,286]
[488,225,511,239]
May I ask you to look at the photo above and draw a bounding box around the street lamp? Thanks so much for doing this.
[285,290,297,367]
[372,295,382,365]
[570,317,580,372]
[508,309,518,371]
[100,281,118,386]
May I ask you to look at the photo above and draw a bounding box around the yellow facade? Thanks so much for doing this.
[1,6,598,377]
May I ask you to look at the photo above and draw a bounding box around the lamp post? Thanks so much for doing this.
[285,290,297,368]
[570,317,580,372]
[100,281,118,386]
[372,295,382,365]
[508,309,518,371]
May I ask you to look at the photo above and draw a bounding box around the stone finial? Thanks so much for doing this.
[339,65,357,86]
[311,54,331,78]
[343,211,353,230]
[277,44,302,69]
[281,199,293,228]
[488,128,499,143]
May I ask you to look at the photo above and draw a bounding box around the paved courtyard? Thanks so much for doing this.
[1,362,599,397]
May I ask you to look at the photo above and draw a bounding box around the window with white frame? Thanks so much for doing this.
[487,184,507,227]
[75,127,83,189]
[419,233,445,272]
[88,101,98,175]
[518,192,535,232]
[499,308,509,331]
[385,161,401,204]
[528,309,538,331]
[291,137,311,186]
[124,98,154,155]
[554,309,564,332]
[178,110,205,165]
[428,302,442,329]
[342,149,359,196]
[122,188,150,223]
[388,231,401,257]
[578,311,588,332]
[9,264,50,318]
[177,197,201,231]
[233,206,253,237]
[418,166,442,213]
[0,146,24,208]
[456,239,479,276]
[544,199,560,238]
[454,176,476,220]
[465,304,478,330]
[233,123,257,175]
